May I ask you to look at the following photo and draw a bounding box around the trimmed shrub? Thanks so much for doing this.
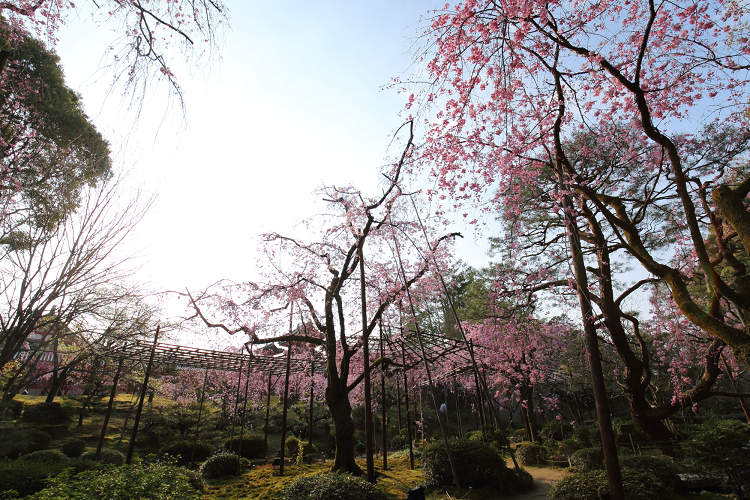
[0,399,23,419]
[41,424,69,439]
[61,438,87,458]
[390,434,403,450]
[27,428,52,451]
[160,440,213,466]
[80,448,126,466]
[0,458,99,497]
[541,421,574,441]
[21,449,69,463]
[550,469,669,500]
[682,419,750,498]
[183,468,205,492]
[619,454,680,478]
[22,402,70,424]
[27,461,202,500]
[199,451,240,479]
[0,460,68,497]
[503,467,534,493]
[422,438,506,489]
[570,447,603,471]
[465,430,483,441]
[571,424,600,449]
[619,454,683,493]
[354,442,366,455]
[284,473,389,500]
[509,427,529,443]
[285,435,301,457]
[0,426,53,459]
[296,440,318,464]
[516,442,547,466]
[224,434,267,459]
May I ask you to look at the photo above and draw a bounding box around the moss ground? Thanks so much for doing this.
[201,456,424,500]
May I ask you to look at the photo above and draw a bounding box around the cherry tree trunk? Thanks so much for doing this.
[326,377,363,475]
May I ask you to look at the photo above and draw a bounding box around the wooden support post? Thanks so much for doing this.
[126,325,159,465]
[380,320,388,470]
[454,382,463,438]
[228,355,246,448]
[396,381,403,449]
[279,333,293,476]
[96,357,124,460]
[307,354,315,464]
[264,372,273,463]
[190,369,210,466]
[237,358,252,459]
[359,243,375,483]
[401,340,414,470]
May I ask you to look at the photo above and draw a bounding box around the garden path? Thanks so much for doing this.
[504,464,569,500]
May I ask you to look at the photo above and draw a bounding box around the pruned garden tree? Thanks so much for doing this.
[0,173,152,400]
[186,124,459,475]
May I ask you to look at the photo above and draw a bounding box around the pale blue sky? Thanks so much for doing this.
[52,1,493,308]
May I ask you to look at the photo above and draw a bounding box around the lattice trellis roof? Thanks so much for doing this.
[105,340,318,375]
[31,326,481,381]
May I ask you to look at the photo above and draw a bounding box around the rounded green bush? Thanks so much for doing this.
[284,473,389,500]
[80,448,126,465]
[550,469,669,500]
[61,438,87,458]
[422,438,507,489]
[570,447,603,471]
[199,451,240,479]
[26,428,52,452]
[225,434,267,459]
[0,427,53,459]
[21,449,69,463]
[515,442,547,466]
[160,440,213,466]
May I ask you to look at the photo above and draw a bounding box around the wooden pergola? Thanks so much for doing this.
[84,325,488,472]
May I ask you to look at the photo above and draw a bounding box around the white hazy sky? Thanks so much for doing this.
[51,0,495,319]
